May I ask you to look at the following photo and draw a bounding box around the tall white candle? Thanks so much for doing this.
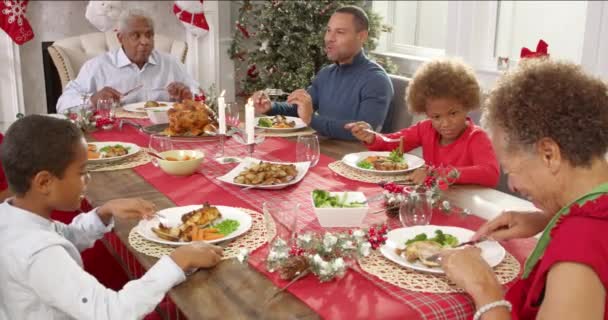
[218,96,226,134]
[245,98,255,144]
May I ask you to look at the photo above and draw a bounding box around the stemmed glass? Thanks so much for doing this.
[149,134,173,166]
[215,102,242,160]
[296,135,320,167]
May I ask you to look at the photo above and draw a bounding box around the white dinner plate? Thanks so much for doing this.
[216,157,310,190]
[380,225,506,274]
[135,205,253,246]
[87,141,140,163]
[123,101,173,113]
[255,116,307,132]
[342,151,425,175]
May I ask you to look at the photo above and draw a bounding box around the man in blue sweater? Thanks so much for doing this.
[253,6,394,141]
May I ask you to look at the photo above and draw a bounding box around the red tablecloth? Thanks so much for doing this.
[92,126,535,320]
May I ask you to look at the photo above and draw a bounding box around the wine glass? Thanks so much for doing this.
[149,134,173,165]
[296,135,320,167]
[225,102,241,129]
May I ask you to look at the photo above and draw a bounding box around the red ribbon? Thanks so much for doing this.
[173,0,209,31]
[520,39,549,59]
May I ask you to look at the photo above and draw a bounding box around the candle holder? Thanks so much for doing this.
[214,133,227,159]
[230,127,265,159]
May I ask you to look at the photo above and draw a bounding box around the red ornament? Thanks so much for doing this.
[0,1,34,45]
[236,22,250,39]
[247,64,258,79]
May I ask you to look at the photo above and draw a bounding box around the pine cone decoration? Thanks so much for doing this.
[279,255,309,280]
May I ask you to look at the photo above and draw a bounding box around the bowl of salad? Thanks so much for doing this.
[311,189,369,227]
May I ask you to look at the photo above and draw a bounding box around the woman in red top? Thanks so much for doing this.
[346,58,499,187]
[441,59,608,319]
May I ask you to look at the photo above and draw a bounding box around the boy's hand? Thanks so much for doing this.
[97,198,156,223]
[170,242,224,271]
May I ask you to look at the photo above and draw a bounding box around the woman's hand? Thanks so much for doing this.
[344,121,374,144]
[97,198,156,223]
[170,242,224,271]
[440,247,504,307]
[472,210,551,241]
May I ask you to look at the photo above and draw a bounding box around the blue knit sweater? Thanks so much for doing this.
[268,50,394,140]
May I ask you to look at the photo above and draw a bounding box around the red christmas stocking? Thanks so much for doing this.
[0,0,34,45]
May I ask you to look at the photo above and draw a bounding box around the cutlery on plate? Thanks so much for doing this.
[122,84,143,97]
[363,129,401,143]
[423,239,488,263]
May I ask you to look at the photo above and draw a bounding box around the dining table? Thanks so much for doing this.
[85,121,537,320]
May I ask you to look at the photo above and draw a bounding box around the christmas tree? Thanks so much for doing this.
[229,0,396,96]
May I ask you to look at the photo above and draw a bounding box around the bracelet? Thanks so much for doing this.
[473,300,512,320]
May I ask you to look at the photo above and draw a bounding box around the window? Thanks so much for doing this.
[372,1,448,58]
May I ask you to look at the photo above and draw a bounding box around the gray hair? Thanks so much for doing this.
[117,9,154,33]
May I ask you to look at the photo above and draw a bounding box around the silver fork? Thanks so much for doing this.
[424,239,488,263]
[363,129,401,143]
[122,84,143,97]
[264,88,289,97]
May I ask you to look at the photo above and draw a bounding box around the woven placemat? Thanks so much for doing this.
[116,107,148,119]
[328,161,409,183]
[260,127,316,137]
[128,207,276,259]
[87,150,151,172]
[359,250,520,293]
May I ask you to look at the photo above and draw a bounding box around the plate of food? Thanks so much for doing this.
[380,225,505,274]
[216,157,310,190]
[87,142,140,163]
[256,115,307,132]
[123,101,173,113]
[135,203,253,246]
[342,149,425,175]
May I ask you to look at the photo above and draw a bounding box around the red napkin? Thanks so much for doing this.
[520,39,549,59]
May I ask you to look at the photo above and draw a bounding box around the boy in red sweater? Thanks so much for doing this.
[346,58,499,187]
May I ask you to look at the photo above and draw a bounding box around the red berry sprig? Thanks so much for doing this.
[367,224,388,250]
[382,182,405,194]
[289,244,304,256]
[95,117,114,128]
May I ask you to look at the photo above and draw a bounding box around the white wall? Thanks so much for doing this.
[19,1,187,115]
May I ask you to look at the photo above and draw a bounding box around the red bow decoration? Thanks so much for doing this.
[520,39,549,59]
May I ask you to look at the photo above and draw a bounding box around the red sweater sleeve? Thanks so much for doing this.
[0,133,7,191]
[366,121,423,152]
[453,130,500,188]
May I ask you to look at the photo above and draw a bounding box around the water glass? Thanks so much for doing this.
[96,98,116,128]
[263,200,299,244]
[296,135,320,167]
[399,187,433,226]
[149,134,173,155]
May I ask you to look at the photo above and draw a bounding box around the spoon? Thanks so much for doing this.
[147,151,165,160]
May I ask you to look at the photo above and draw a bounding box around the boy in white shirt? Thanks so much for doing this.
[0,115,223,319]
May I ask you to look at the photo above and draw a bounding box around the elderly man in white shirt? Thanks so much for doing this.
[56,9,198,113]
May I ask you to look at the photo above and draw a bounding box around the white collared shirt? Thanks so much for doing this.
[0,201,185,320]
[56,47,200,113]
